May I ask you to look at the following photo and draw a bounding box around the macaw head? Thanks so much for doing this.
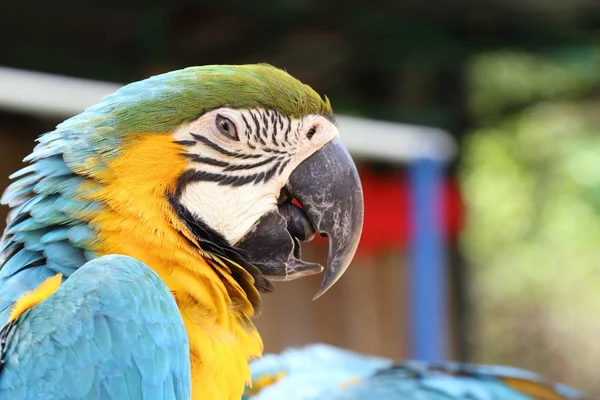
[2,64,363,304]
[161,65,364,299]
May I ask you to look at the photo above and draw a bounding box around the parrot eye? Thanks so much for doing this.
[216,114,239,141]
[306,125,317,140]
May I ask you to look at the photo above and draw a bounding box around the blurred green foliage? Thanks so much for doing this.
[461,46,600,394]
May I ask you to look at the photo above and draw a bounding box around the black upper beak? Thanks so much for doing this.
[287,138,364,298]
[236,138,364,299]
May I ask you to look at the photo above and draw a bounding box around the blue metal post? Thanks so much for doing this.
[408,158,447,362]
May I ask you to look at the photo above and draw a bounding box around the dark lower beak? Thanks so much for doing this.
[236,138,364,299]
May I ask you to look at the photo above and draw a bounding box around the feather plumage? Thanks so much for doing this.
[0,64,335,399]
[0,255,191,399]
[244,344,587,400]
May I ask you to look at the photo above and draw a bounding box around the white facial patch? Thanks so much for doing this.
[171,108,338,244]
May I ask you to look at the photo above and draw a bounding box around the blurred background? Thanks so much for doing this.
[1,0,600,396]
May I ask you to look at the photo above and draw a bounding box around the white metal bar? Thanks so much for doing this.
[0,67,120,118]
[336,115,456,164]
[0,66,457,163]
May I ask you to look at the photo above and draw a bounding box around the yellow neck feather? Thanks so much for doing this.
[80,133,263,400]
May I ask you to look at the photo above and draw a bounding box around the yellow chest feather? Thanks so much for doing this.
[79,133,263,399]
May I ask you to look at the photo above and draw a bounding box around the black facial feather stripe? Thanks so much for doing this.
[190,133,261,159]
[261,111,270,142]
[191,133,238,157]
[261,124,268,142]
[179,162,282,187]
[263,163,279,182]
[174,140,196,147]
[183,154,230,167]
[276,114,283,134]
[222,156,278,172]
[241,113,251,132]
[250,110,267,146]
[182,109,300,186]
[235,153,262,159]
[269,110,276,127]
[249,110,261,136]
[241,112,260,144]
[261,147,288,155]
[277,159,290,175]
[283,115,292,143]
[191,170,258,187]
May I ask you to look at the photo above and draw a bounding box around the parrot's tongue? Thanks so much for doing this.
[276,188,317,243]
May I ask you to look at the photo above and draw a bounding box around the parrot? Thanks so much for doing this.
[0,64,365,399]
[243,344,588,400]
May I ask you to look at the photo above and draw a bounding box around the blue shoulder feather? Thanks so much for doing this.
[0,255,191,399]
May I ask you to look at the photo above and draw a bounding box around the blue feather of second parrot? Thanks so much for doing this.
[555,384,587,399]
[250,344,392,380]
[324,366,534,400]
[427,362,542,382]
[324,375,526,400]
[247,345,392,400]
[247,345,585,400]
[403,361,585,398]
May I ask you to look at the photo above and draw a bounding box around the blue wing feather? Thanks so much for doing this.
[8,164,36,180]
[32,156,74,178]
[67,225,96,247]
[40,228,70,243]
[0,152,100,327]
[0,255,191,400]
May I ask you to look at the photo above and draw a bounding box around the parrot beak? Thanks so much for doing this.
[287,138,364,298]
[236,138,364,299]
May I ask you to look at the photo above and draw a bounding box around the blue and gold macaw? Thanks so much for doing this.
[244,344,591,400]
[0,65,364,399]
[244,344,588,400]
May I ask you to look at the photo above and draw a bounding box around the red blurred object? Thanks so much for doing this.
[311,166,464,258]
